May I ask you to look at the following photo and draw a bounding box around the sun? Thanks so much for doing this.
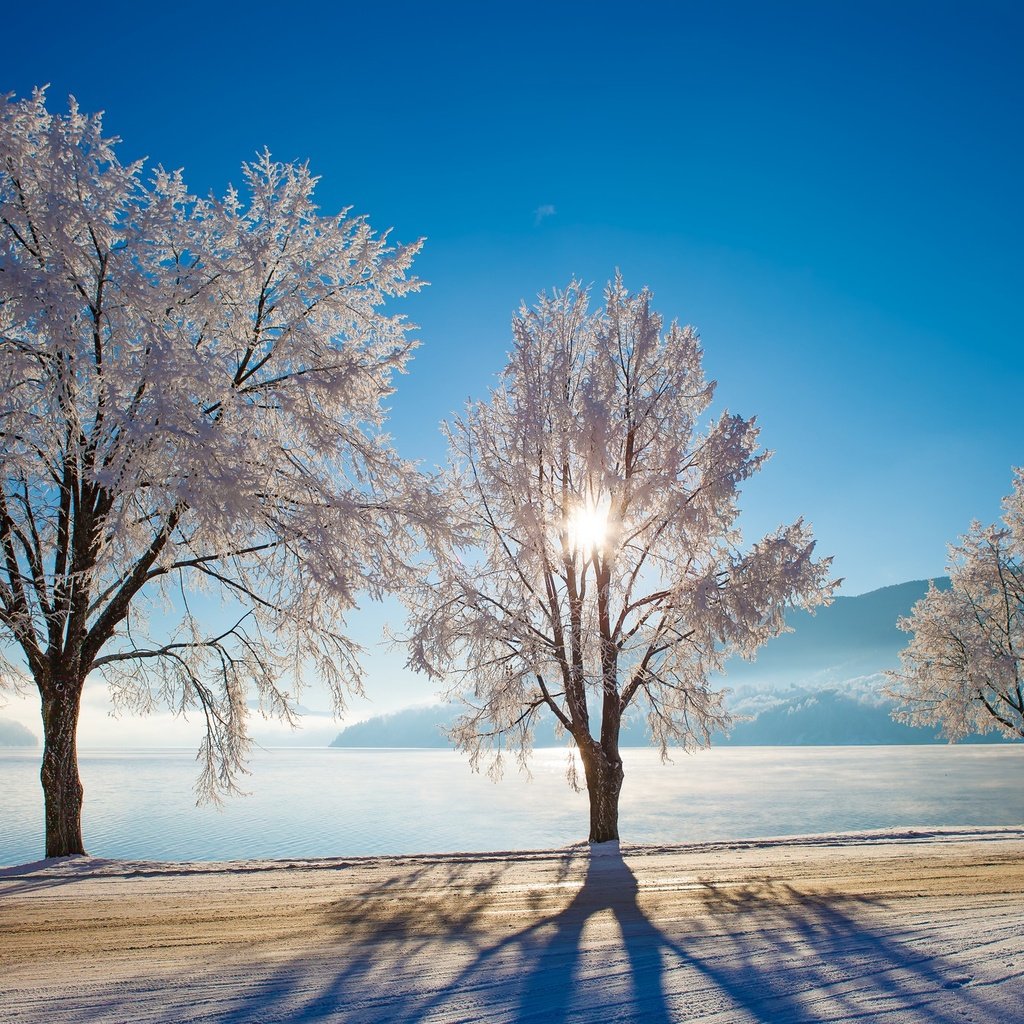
[567,498,611,556]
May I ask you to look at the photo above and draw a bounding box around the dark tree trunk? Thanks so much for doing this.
[580,741,624,844]
[40,682,87,858]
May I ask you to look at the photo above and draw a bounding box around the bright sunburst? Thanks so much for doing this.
[566,498,611,556]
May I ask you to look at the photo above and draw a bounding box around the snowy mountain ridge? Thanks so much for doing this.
[330,578,1018,747]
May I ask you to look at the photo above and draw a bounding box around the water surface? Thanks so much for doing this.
[1,745,1021,865]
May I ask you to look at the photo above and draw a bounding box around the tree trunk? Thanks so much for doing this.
[581,742,624,844]
[40,683,87,858]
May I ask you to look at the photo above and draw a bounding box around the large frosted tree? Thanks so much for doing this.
[0,91,435,857]
[886,471,1024,740]
[405,277,836,843]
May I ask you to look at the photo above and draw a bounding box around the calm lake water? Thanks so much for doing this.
[1,745,1022,866]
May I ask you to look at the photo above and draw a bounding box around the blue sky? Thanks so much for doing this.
[5,2,1023,723]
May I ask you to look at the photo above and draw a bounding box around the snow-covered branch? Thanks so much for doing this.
[0,90,442,838]
[402,276,836,840]
[886,470,1024,740]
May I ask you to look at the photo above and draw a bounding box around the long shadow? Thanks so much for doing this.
[201,849,1012,1023]
[19,848,1017,1023]
[506,849,675,1023]
[0,854,360,897]
[361,852,1009,1023]
[353,847,674,1024]
[0,855,120,896]
[671,878,989,1024]
[219,856,520,1024]
[365,852,1005,1024]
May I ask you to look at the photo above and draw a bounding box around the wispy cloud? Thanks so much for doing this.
[534,203,556,226]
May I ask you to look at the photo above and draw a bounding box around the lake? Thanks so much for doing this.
[2,745,1022,866]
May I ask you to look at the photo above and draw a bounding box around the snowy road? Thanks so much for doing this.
[2,827,1023,1023]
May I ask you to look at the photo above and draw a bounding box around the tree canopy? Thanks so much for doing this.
[404,277,836,841]
[887,470,1024,740]
[0,90,437,852]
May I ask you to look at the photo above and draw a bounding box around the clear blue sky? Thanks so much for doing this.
[6,0,1022,600]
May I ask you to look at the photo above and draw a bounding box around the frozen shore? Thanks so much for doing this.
[2,826,1023,1023]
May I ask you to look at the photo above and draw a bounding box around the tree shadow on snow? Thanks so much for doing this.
[677,877,987,1023]
[356,852,1002,1024]
[0,856,121,896]
[150,849,1010,1024]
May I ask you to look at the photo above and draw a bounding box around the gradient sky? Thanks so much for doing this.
[4,1,1023,729]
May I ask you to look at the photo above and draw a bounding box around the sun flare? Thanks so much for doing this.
[567,499,611,556]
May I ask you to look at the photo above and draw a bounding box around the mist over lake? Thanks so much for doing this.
[2,745,1021,867]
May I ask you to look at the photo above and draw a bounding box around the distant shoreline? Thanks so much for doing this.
[5,822,1024,872]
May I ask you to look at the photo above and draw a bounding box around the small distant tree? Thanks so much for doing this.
[0,90,435,857]
[404,277,836,844]
[886,471,1024,740]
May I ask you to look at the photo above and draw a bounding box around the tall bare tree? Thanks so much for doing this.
[886,471,1024,740]
[0,90,436,857]
[405,277,836,843]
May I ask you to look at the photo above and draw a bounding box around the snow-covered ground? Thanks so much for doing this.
[2,826,1022,1023]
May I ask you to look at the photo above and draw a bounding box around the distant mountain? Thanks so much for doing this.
[0,718,38,747]
[722,578,949,688]
[728,688,924,744]
[332,704,458,748]
[330,578,1011,750]
[330,688,1013,748]
[719,689,1000,745]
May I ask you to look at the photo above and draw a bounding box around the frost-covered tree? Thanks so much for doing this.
[886,471,1024,740]
[404,277,836,843]
[0,90,435,857]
